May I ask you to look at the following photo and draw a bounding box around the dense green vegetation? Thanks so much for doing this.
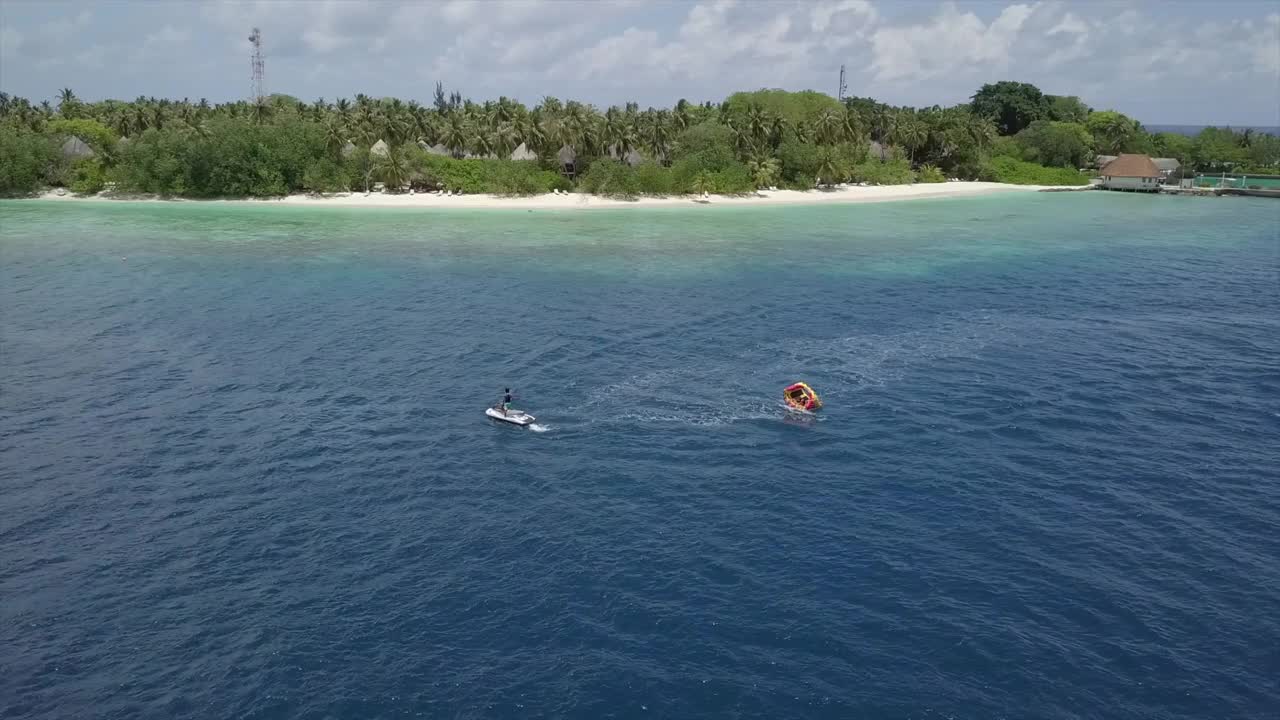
[0,82,1275,198]
[980,157,1092,186]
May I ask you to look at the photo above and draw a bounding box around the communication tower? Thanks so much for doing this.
[249,28,265,102]
[838,64,848,102]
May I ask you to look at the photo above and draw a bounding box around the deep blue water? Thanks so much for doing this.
[1145,124,1280,137]
[2,193,1278,719]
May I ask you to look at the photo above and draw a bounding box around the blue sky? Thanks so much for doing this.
[1,0,1277,125]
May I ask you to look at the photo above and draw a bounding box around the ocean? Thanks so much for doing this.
[2,193,1277,719]
[1145,124,1280,137]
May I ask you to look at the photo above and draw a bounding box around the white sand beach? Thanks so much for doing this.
[36,182,1077,209]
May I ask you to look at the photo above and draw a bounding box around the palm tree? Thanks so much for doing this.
[748,156,780,189]
[323,118,347,158]
[893,113,927,164]
[180,117,210,139]
[58,87,78,117]
[726,118,754,158]
[150,104,168,130]
[377,148,409,191]
[533,110,565,158]
[816,148,843,186]
[644,110,671,164]
[603,106,636,161]
[441,114,469,157]
[814,109,843,146]
[111,111,134,138]
[871,105,895,144]
[744,104,770,152]
[965,114,996,154]
[767,115,788,150]
[411,108,436,145]
[792,120,812,145]
[673,99,692,132]
[491,121,519,159]
[563,101,592,154]
[842,108,866,146]
[579,117,603,158]
[1093,114,1137,155]
[382,111,412,148]
[538,96,564,117]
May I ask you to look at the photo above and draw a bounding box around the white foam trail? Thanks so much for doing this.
[528,423,551,433]
[564,310,1017,427]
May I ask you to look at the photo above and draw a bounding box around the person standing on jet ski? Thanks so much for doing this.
[498,388,513,416]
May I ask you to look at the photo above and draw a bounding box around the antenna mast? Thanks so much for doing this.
[838,64,848,102]
[248,28,265,102]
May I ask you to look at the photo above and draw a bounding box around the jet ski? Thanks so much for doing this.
[486,406,536,426]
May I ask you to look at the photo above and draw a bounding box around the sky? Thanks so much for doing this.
[1,0,1277,125]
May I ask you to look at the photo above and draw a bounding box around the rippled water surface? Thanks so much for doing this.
[2,193,1278,719]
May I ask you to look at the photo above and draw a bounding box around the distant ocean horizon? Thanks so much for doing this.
[1145,124,1280,136]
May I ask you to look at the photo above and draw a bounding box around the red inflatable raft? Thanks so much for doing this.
[783,382,822,411]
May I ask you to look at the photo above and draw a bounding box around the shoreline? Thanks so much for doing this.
[27,182,1082,210]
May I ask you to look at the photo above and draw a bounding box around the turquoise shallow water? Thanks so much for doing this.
[1,193,1278,719]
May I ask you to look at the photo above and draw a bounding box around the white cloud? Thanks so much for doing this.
[1048,12,1088,36]
[1248,13,1280,76]
[870,2,1036,82]
[810,0,877,33]
[1,0,1277,124]
[144,25,190,47]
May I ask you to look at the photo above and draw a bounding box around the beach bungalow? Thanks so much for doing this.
[61,135,95,161]
[510,143,537,162]
[1099,154,1162,192]
[606,145,644,167]
[1094,154,1118,169]
[341,141,356,158]
[1152,158,1181,181]
[557,145,577,178]
[370,139,390,158]
[868,140,890,162]
[421,142,452,157]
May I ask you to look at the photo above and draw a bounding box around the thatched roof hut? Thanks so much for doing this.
[341,141,356,158]
[607,145,644,166]
[868,140,889,162]
[557,145,576,167]
[510,143,536,161]
[370,139,390,158]
[61,135,95,160]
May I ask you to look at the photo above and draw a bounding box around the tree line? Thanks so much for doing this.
[0,81,1275,198]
